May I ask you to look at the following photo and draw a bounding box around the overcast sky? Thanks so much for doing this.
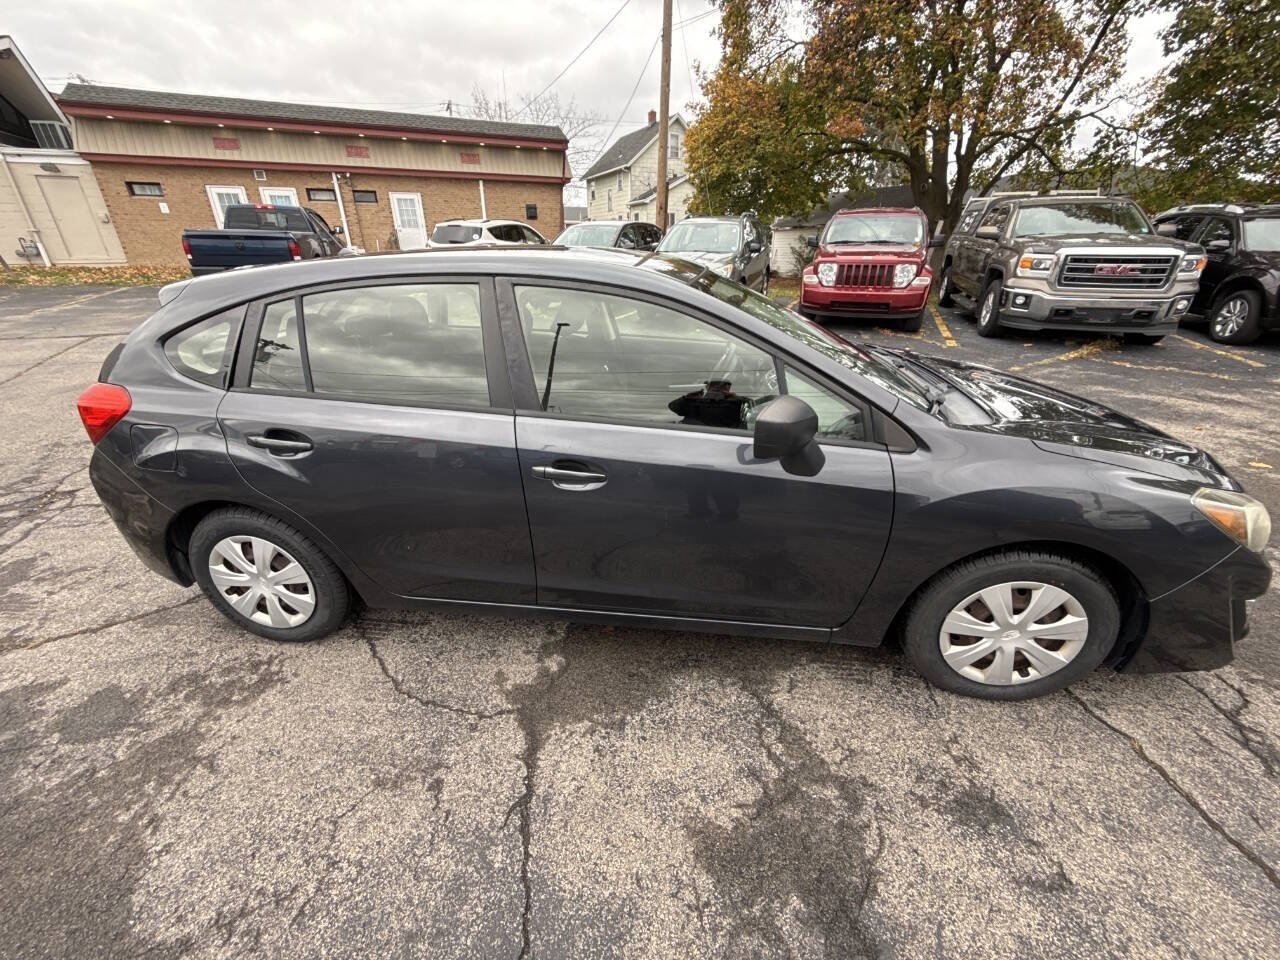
[10,0,1170,203]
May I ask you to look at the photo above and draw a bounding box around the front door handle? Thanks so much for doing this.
[248,434,313,455]
[531,463,607,488]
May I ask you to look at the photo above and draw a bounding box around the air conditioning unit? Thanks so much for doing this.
[253,169,267,181]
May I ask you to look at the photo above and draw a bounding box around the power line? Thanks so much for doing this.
[513,0,634,119]
[675,0,698,105]
[590,32,662,169]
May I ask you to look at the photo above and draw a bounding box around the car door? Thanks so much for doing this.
[1193,217,1235,311]
[217,277,536,602]
[741,218,766,289]
[963,202,1010,295]
[616,223,640,250]
[304,209,340,256]
[498,280,894,628]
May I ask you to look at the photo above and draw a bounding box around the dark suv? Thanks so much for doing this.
[1153,203,1280,344]
[657,213,771,293]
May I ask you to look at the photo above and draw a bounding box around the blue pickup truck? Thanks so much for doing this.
[181,204,346,275]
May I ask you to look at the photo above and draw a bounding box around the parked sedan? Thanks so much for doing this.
[555,220,663,251]
[427,218,547,247]
[79,249,1270,700]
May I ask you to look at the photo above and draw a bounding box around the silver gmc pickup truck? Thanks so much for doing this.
[936,193,1206,344]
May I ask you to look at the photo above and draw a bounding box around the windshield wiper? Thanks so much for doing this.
[863,344,949,413]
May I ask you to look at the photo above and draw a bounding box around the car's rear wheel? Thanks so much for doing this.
[976,278,1003,337]
[190,507,350,642]
[901,551,1120,700]
[936,262,955,307]
[1209,290,1263,345]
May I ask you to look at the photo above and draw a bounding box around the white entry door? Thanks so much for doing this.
[389,192,426,250]
[259,186,299,207]
[206,185,248,227]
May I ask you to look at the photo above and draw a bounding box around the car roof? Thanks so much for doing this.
[1155,203,1280,219]
[435,218,524,227]
[565,219,630,227]
[833,207,922,216]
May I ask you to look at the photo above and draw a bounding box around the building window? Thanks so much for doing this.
[669,134,680,159]
[127,181,164,197]
[30,120,73,150]
[667,212,675,227]
[352,190,378,203]
[590,185,595,201]
[616,171,623,190]
[253,169,267,181]
[307,187,337,202]
[607,189,612,212]
[525,203,538,220]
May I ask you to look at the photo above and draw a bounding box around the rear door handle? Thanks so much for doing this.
[531,463,607,488]
[247,434,313,455]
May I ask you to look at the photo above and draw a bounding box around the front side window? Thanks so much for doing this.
[1200,218,1235,248]
[520,225,545,244]
[302,284,487,405]
[824,215,924,246]
[556,223,624,246]
[514,286,777,430]
[1012,201,1151,238]
[978,204,1010,233]
[164,309,238,387]
[1155,214,1205,241]
[783,365,865,442]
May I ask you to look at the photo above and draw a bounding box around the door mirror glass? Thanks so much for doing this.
[748,240,762,253]
[331,225,343,236]
[1206,238,1231,251]
[806,235,819,249]
[974,224,1001,240]
[753,395,824,476]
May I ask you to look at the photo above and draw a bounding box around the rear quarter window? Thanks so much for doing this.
[163,308,242,387]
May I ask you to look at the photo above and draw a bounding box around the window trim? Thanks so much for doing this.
[127,181,164,197]
[494,276,879,449]
[352,189,378,203]
[259,186,299,207]
[306,186,338,202]
[206,184,248,227]
[231,275,511,412]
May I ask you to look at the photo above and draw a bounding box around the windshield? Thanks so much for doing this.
[1013,202,1151,237]
[555,223,621,247]
[824,215,923,245]
[659,221,741,255]
[1243,218,1280,251]
[430,223,483,244]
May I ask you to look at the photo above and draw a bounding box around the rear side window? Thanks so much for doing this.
[250,300,307,391]
[301,284,488,406]
[223,207,309,231]
[164,309,240,387]
[431,223,483,244]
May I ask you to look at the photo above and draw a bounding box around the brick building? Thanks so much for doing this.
[56,84,570,265]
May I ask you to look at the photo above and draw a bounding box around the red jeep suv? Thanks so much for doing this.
[800,207,935,331]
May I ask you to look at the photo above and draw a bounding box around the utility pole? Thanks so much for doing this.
[655,0,673,231]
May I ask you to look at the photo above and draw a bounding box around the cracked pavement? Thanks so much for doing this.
[1,284,1278,958]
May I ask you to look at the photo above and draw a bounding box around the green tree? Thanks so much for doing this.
[1137,0,1280,209]
[686,0,1137,230]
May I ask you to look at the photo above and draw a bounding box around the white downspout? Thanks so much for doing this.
[331,171,351,243]
[478,179,487,219]
[1,153,52,266]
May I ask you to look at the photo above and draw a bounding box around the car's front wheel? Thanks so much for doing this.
[761,269,770,296]
[1209,290,1263,345]
[976,278,1003,337]
[902,551,1120,700]
[190,507,350,642]
[936,262,955,307]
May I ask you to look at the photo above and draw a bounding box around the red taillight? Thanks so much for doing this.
[181,236,192,260]
[76,383,131,444]
[288,238,301,260]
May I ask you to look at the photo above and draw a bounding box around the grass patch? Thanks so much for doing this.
[0,265,190,287]
[770,276,802,302]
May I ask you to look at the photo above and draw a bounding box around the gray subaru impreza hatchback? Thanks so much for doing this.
[78,248,1271,700]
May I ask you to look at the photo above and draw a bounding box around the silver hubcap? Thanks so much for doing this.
[1213,297,1248,338]
[979,291,995,326]
[208,536,316,628]
[938,581,1089,686]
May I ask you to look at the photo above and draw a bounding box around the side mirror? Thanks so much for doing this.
[974,225,1001,241]
[1155,222,1178,237]
[748,240,763,254]
[1206,238,1231,252]
[331,225,344,236]
[805,236,819,250]
[753,396,824,476]
[928,234,946,248]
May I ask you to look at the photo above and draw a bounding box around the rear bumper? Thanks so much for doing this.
[1118,547,1272,674]
[1001,285,1192,334]
[800,282,929,319]
[88,447,189,585]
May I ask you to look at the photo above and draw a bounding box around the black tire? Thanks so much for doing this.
[901,550,1120,701]
[1208,289,1263,345]
[190,507,350,642]
[761,269,770,295]
[976,277,1003,337]
[900,310,924,333]
[936,262,955,307]
[1123,333,1165,345]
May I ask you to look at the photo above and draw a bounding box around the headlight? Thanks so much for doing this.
[1180,255,1207,273]
[817,262,836,286]
[1192,488,1271,552]
[893,263,917,287]
[1017,255,1055,275]
[716,263,734,278]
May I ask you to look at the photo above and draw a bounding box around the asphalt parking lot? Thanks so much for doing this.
[2,283,1279,960]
